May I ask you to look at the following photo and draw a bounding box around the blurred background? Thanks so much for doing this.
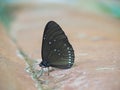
[0,0,120,90]
[0,0,120,30]
[0,0,120,57]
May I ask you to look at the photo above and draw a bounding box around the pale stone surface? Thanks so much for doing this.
[9,4,120,90]
[0,25,37,90]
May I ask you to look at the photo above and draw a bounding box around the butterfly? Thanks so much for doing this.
[39,21,75,74]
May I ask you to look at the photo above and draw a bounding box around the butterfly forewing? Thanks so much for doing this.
[41,21,74,69]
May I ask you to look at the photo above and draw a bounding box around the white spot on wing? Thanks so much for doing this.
[54,39,56,42]
[43,37,46,40]
[67,47,69,50]
[58,53,61,55]
[68,61,72,64]
[54,49,57,51]
[64,44,66,46]
[49,41,52,44]
[68,51,71,53]
[69,59,71,61]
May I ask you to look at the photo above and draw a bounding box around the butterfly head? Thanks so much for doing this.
[39,60,50,68]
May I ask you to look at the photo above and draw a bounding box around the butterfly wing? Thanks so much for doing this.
[41,21,74,69]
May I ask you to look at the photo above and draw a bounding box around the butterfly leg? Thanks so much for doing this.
[48,67,49,76]
[37,67,44,79]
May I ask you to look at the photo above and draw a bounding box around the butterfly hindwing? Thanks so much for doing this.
[41,21,74,69]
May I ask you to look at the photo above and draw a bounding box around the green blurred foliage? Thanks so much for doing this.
[99,2,120,19]
[69,0,120,19]
[0,1,15,30]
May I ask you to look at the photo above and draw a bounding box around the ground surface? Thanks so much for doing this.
[0,25,36,90]
[1,4,120,90]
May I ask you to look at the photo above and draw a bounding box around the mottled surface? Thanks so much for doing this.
[0,25,37,90]
[8,4,120,90]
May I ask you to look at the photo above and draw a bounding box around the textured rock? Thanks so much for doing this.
[10,5,120,90]
[0,24,37,90]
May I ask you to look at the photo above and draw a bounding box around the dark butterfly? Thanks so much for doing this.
[39,21,75,70]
